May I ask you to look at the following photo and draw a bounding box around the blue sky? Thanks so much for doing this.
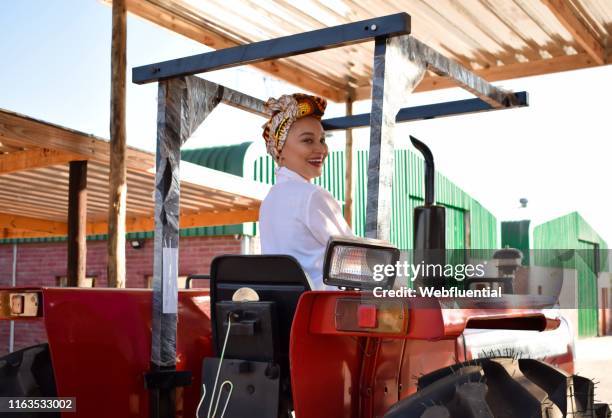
[2,1,611,244]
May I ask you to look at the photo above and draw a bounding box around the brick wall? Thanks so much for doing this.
[0,235,242,355]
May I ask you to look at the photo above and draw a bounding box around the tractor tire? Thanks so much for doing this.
[0,343,59,418]
[384,357,610,418]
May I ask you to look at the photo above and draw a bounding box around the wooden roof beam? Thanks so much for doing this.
[0,109,154,172]
[0,213,68,235]
[1,229,59,239]
[87,208,259,235]
[541,0,605,65]
[0,148,81,174]
[0,208,259,239]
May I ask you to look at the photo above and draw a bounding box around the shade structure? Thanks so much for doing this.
[0,109,269,239]
[104,0,611,101]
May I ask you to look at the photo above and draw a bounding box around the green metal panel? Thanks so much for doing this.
[533,212,609,337]
[325,148,495,251]
[501,220,531,265]
[446,206,466,250]
[181,141,251,176]
[244,147,496,251]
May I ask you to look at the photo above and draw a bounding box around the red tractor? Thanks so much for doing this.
[0,13,608,418]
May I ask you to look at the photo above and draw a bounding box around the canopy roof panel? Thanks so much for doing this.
[110,0,611,101]
[0,109,268,239]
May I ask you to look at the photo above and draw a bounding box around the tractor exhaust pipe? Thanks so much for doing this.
[410,135,435,206]
[410,136,446,289]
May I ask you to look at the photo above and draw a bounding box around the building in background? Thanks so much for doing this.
[502,213,611,339]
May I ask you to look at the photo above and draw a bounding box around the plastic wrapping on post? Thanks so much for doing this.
[406,38,516,108]
[220,86,269,117]
[366,34,426,241]
[151,76,223,367]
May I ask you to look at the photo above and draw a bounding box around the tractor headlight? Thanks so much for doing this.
[323,236,400,290]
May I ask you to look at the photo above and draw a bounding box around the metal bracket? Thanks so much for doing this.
[407,37,516,108]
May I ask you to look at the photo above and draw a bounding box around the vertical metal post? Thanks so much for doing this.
[149,78,182,418]
[9,243,16,353]
[366,35,426,240]
[149,76,222,418]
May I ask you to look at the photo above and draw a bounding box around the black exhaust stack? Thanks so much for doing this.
[411,136,446,288]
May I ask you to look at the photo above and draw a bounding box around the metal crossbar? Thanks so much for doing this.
[321,92,528,131]
[133,13,410,84]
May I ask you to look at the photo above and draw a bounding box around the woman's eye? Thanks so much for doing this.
[302,138,313,143]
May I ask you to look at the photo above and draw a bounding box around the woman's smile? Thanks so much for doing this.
[280,116,328,181]
[307,156,324,167]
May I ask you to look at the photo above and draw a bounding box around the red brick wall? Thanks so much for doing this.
[0,235,242,355]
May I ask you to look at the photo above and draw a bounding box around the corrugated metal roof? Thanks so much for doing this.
[0,136,261,244]
[181,141,252,176]
[0,110,266,241]
[110,0,612,101]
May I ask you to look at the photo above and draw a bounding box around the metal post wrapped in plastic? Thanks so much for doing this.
[366,34,426,241]
[148,76,224,418]
[410,135,446,290]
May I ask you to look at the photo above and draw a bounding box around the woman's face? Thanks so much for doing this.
[280,116,327,181]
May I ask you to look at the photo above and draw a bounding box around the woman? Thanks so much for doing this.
[259,93,354,290]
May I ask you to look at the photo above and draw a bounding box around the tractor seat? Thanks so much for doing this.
[209,254,311,359]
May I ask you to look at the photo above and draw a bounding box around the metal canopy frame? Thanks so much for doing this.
[132,12,528,418]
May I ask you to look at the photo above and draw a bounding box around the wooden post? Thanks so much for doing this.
[108,0,127,288]
[344,96,354,228]
[67,161,87,287]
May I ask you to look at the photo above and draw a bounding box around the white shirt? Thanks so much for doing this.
[259,167,354,290]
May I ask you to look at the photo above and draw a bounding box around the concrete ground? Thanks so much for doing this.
[574,336,612,406]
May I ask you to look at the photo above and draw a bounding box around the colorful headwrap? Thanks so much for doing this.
[262,93,327,163]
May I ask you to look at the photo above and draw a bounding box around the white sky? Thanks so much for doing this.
[1,1,611,244]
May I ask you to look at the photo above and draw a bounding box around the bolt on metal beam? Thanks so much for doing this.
[133,13,410,84]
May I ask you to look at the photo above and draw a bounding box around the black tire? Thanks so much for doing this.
[384,357,611,418]
[0,343,59,418]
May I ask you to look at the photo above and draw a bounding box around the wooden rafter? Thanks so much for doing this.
[87,208,260,235]
[1,228,57,239]
[0,209,259,239]
[541,0,605,66]
[0,213,68,235]
[0,148,80,174]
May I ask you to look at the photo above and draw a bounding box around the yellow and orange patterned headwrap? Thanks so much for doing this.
[262,93,327,163]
